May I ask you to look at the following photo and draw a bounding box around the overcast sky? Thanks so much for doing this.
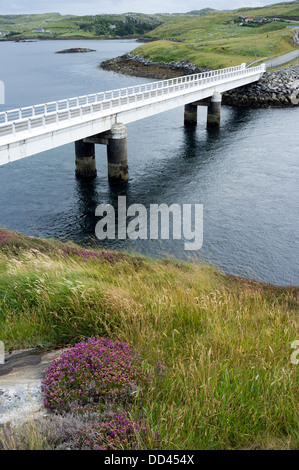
[0,1,289,16]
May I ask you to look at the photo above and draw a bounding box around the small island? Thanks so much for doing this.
[55,48,96,54]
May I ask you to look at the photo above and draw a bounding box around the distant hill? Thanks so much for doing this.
[0,12,165,39]
[186,8,217,16]
[0,2,298,42]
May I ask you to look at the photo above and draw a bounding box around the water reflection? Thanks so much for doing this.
[75,178,100,241]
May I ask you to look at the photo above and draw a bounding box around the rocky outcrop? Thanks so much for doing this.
[100,53,210,80]
[223,64,299,108]
[292,28,299,46]
[55,48,96,54]
[0,348,65,426]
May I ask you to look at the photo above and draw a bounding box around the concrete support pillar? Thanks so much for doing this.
[75,139,97,178]
[207,92,222,128]
[184,103,197,126]
[107,123,128,184]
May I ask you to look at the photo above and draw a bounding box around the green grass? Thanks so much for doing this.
[131,2,299,68]
[0,229,298,450]
[132,30,296,69]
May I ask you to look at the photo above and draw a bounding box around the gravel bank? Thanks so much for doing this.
[223,64,299,108]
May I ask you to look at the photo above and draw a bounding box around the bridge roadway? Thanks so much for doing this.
[0,63,265,182]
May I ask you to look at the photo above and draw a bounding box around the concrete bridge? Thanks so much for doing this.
[0,63,265,183]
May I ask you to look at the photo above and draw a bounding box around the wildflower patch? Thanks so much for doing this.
[41,337,150,412]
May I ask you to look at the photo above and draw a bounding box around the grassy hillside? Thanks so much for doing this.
[0,10,220,39]
[132,2,299,68]
[132,29,295,69]
[0,229,298,449]
[0,12,166,39]
[236,2,299,19]
[1,3,298,42]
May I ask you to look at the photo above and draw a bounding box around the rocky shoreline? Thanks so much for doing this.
[223,64,299,108]
[100,53,299,108]
[100,53,211,80]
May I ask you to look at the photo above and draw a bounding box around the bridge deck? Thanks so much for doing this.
[0,63,265,165]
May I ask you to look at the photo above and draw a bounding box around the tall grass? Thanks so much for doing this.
[0,230,298,449]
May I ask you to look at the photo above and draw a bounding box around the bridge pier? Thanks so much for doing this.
[81,123,128,184]
[207,92,222,128]
[75,140,97,179]
[184,103,197,126]
[107,123,128,184]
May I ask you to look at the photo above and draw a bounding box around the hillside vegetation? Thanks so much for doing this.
[0,11,213,39]
[132,2,299,68]
[0,12,164,39]
[0,229,298,449]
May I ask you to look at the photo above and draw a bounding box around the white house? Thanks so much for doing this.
[32,28,52,34]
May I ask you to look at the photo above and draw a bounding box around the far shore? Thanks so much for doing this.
[0,36,148,42]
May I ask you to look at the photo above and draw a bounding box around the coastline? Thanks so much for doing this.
[0,36,147,42]
[100,53,211,80]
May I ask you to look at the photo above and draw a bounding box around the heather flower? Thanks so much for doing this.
[0,229,17,246]
[59,245,116,263]
[41,337,150,412]
[77,412,159,450]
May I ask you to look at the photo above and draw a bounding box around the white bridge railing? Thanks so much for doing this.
[0,63,265,140]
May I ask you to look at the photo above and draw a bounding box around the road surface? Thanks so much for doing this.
[265,49,299,69]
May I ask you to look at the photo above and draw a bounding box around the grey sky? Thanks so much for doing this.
[0,1,289,16]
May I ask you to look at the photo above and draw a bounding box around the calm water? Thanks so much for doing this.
[0,39,298,285]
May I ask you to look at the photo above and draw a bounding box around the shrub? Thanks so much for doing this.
[0,229,17,246]
[78,412,150,450]
[41,337,150,412]
[60,245,116,263]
